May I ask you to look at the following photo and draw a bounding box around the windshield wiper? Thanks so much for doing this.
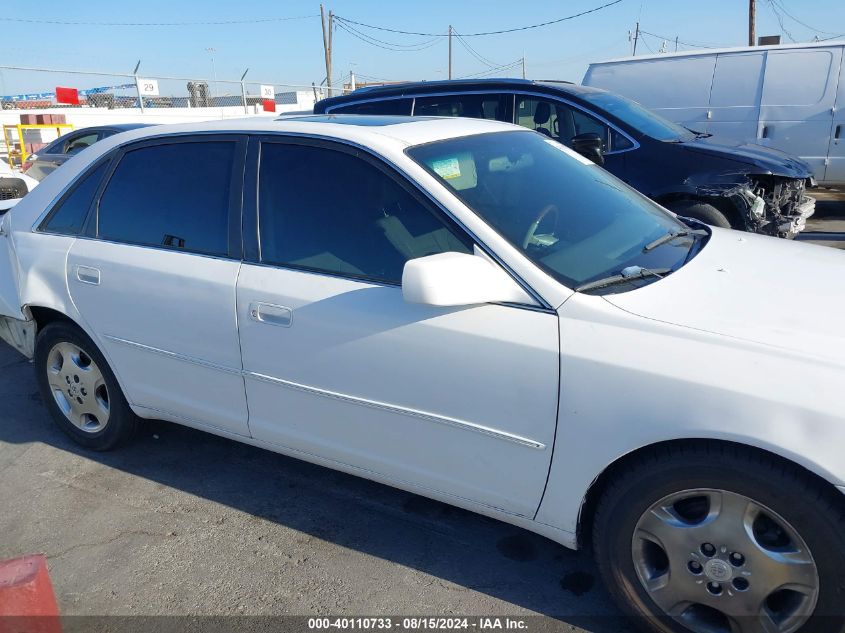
[642,229,707,253]
[575,266,673,293]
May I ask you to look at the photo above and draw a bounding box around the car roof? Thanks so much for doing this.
[85,114,523,150]
[315,78,609,110]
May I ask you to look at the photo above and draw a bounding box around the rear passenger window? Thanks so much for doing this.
[258,143,471,284]
[97,141,235,256]
[330,99,412,115]
[413,95,505,120]
[41,161,109,235]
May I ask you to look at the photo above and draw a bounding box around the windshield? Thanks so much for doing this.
[578,90,696,142]
[407,131,703,292]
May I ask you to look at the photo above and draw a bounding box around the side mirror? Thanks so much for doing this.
[571,132,604,166]
[402,252,532,307]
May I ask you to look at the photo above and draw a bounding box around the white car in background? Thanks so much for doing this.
[0,160,38,213]
[0,115,844,633]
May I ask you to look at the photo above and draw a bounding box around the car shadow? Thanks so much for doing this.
[0,345,632,631]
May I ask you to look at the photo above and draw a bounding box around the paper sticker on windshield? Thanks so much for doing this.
[431,157,461,180]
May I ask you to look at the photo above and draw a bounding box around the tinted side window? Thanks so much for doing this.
[515,97,634,152]
[330,99,412,115]
[258,143,471,284]
[413,94,505,120]
[64,132,100,155]
[41,161,109,235]
[98,141,235,256]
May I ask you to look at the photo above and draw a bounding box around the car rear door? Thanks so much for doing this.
[235,136,560,517]
[65,135,251,436]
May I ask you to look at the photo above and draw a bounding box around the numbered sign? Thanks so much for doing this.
[260,85,275,100]
[137,79,160,96]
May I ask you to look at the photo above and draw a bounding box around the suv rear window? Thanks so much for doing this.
[97,141,235,256]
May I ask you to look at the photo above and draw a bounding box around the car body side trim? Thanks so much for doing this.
[103,334,546,450]
[244,371,546,450]
[102,334,243,375]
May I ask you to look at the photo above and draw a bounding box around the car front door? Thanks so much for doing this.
[236,137,560,517]
[512,95,634,177]
[66,135,251,436]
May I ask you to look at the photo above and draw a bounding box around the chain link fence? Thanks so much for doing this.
[0,66,347,112]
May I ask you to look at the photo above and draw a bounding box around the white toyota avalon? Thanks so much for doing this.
[0,115,842,633]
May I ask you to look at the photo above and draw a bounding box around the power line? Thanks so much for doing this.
[457,59,523,79]
[453,32,504,68]
[0,14,318,26]
[766,0,796,42]
[770,0,841,36]
[335,19,442,51]
[638,29,720,48]
[334,0,623,38]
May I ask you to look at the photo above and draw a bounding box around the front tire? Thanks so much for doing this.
[35,321,137,450]
[667,200,733,229]
[592,443,845,633]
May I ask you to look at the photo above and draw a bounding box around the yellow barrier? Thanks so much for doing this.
[3,123,75,169]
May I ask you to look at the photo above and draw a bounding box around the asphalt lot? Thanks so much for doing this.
[1,192,843,631]
[0,344,628,632]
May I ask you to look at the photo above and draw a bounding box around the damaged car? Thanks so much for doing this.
[315,79,816,238]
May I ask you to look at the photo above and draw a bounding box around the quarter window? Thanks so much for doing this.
[41,160,109,235]
[258,143,471,284]
[97,141,235,256]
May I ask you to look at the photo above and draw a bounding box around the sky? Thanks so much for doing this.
[1,0,844,96]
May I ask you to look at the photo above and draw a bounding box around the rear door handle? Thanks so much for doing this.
[836,124,842,140]
[249,302,292,328]
[75,265,100,285]
[760,124,769,139]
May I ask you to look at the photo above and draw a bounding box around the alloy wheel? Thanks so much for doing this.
[46,341,111,433]
[632,488,819,633]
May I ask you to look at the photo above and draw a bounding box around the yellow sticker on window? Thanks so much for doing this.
[431,157,461,180]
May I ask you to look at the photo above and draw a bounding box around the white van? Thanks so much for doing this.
[583,42,845,185]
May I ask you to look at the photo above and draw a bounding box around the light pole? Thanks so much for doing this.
[205,47,218,102]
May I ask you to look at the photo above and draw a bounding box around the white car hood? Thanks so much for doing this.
[603,228,845,364]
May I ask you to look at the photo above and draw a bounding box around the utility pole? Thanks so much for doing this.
[521,56,526,79]
[321,5,334,95]
[448,25,453,80]
[632,21,640,55]
[674,36,679,52]
[749,0,756,46]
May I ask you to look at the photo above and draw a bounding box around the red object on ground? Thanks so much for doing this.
[0,555,61,633]
[262,99,276,112]
[54,87,79,105]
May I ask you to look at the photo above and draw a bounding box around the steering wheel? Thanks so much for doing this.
[523,204,559,249]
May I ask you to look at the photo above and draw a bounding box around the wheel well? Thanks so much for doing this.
[657,195,743,228]
[576,438,844,549]
[28,306,74,333]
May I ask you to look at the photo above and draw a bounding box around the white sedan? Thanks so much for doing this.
[0,115,843,633]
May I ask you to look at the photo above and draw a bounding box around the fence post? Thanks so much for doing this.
[240,68,249,115]
[133,60,145,113]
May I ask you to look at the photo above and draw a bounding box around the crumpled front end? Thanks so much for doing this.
[694,173,815,239]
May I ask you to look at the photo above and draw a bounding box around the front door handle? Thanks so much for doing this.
[835,124,842,140]
[75,265,100,285]
[249,302,292,328]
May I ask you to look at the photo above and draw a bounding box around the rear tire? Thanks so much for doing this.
[666,200,733,229]
[592,443,845,633]
[34,321,137,451]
